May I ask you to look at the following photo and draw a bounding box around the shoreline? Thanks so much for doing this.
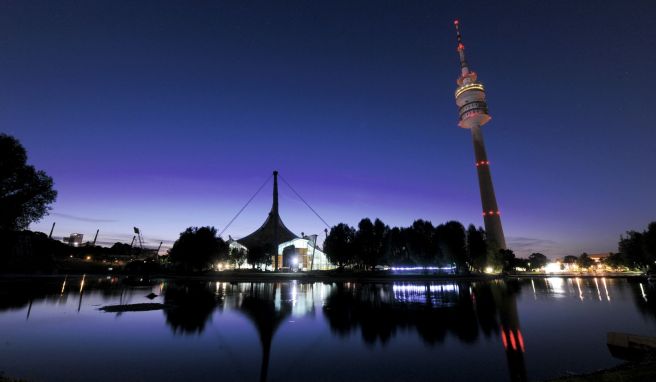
[0,271,647,283]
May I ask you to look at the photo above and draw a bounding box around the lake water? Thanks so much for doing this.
[1,276,655,382]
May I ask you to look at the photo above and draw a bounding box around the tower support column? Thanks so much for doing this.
[471,125,506,249]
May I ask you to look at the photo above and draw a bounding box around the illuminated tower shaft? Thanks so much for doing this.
[453,20,506,250]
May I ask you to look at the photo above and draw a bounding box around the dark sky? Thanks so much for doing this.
[2,0,655,257]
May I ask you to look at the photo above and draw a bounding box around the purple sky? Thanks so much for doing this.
[3,1,655,257]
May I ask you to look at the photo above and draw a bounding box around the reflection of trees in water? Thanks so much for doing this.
[0,279,60,312]
[163,282,222,335]
[323,280,527,381]
[0,276,133,313]
[160,281,301,382]
[322,281,518,346]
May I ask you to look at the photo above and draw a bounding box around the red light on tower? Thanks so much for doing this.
[509,330,517,351]
[517,330,525,352]
[454,19,459,25]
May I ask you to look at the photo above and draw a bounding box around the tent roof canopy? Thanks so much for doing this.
[236,171,298,251]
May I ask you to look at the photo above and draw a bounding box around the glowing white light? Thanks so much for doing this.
[640,283,648,302]
[576,278,584,301]
[594,278,602,301]
[429,284,459,293]
[544,262,561,273]
[292,257,299,265]
[79,274,86,293]
[546,277,565,294]
[390,266,456,271]
[602,278,611,302]
[291,281,297,306]
[484,266,495,274]
[392,283,459,304]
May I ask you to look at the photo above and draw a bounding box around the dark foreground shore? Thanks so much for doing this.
[547,356,656,382]
[3,358,655,382]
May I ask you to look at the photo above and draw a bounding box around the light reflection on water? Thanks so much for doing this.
[0,276,655,382]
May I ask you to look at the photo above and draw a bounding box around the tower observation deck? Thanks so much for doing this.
[453,20,507,250]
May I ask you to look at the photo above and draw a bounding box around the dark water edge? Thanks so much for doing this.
[1,276,655,382]
[547,356,656,382]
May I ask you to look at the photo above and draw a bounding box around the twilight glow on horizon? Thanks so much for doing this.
[3,1,655,257]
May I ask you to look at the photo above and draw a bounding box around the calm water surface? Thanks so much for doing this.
[1,277,655,382]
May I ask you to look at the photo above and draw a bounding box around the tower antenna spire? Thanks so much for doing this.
[454,19,469,75]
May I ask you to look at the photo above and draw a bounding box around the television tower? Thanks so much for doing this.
[453,19,506,250]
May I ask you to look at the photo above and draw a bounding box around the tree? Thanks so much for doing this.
[436,221,467,272]
[354,218,387,270]
[407,219,437,266]
[372,218,389,267]
[513,257,530,270]
[324,223,356,268]
[577,253,594,269]
[169,226,228,272]
[229,247,247,269]
[527,253,548,271]
[0,134,57,230]
[385,227,410,266]
[610,222,656,271]
[563,255,578,264]
[645,222,656,271]
[499,249,516,273]
[246,244,271,270]
[466,225,487,272]
[603,252,626,269]
[619,231,647,270]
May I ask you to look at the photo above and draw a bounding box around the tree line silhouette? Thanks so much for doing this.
[324,218,514,273]
[324,218,656,273]
[607,222,656,271]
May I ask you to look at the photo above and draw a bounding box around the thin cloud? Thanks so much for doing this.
[507,236,559,256]
[95,233,175,248]
[52,212,118,223]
